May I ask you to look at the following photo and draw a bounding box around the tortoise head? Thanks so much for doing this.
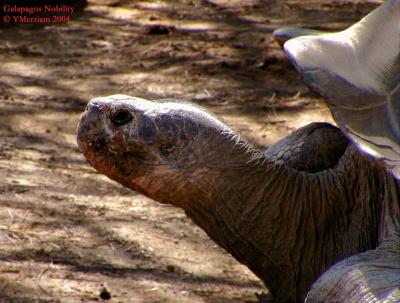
[77,94,237,206]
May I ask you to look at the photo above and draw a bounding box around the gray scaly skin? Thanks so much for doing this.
[77,94,400,303]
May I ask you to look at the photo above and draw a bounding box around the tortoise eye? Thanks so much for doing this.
[111,110,133,126]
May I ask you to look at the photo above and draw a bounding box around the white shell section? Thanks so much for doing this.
[283,0,400,177]
[285,0,400,94]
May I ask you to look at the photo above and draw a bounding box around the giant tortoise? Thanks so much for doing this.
[76,1,400,302]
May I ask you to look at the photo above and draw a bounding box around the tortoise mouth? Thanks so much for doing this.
[123,150,147,161]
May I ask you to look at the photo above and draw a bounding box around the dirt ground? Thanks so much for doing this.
[0,0,381,302]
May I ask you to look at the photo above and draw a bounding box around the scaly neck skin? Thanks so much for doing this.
[174,141,388,303]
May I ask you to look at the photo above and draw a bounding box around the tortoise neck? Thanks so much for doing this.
[184,144,390,302]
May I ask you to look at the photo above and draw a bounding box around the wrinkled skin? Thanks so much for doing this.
[77,94,400,303]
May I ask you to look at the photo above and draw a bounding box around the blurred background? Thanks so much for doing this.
[0,1,381,302]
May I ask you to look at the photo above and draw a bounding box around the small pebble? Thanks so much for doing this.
[100,286,111,301]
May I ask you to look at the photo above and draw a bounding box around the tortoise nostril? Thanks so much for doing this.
[87,102,105,112]
[111,109,133,126]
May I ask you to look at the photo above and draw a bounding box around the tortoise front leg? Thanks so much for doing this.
[306,234,400,303]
